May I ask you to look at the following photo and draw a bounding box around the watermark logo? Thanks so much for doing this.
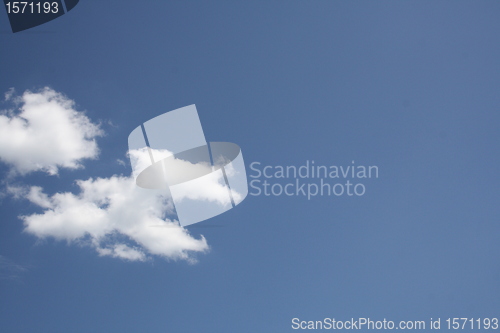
[128,105,248,227]
[249,160,379,200]
[3,0,79,33]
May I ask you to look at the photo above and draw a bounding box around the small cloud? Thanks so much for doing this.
[5,185,28,199]
[0,87,103,176]
[0,255,28,280]
[96,243,147,261]
[116,159,126,167]
[106,120,118,128]
[4,88,15,101]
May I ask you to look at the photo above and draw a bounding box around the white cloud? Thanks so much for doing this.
[4,88,15,101]
[130,147,242,206]
[19,175,209,262]
[1,88,217,263]
[0,87,103,175]
[96,244,146,261]
[116,159,126,166]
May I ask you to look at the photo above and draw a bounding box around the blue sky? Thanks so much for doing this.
[1,1,499,332]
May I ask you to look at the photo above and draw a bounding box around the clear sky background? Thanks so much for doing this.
[0,1,499,332]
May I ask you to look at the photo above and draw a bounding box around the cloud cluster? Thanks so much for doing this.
[18,176,208,262]
[1,88,210,262]
[0,87,102,175]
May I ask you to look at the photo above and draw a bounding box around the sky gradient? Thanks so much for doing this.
[1,1,499,332]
